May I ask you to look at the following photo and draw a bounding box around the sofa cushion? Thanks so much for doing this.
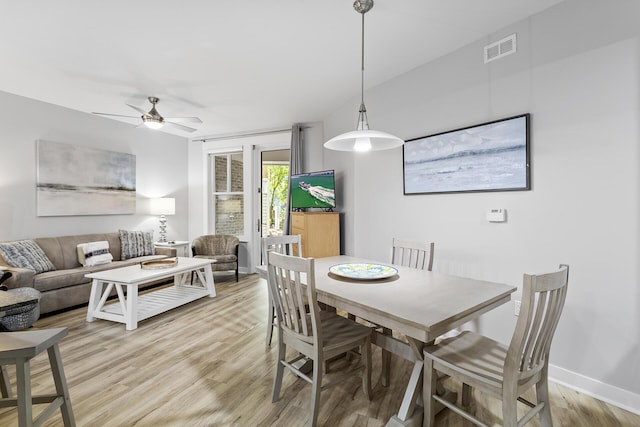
[194,254,236,263]
[77,241,113,266]
[119,230,155,260]
[33,254,166,292]
[0,240,56,274]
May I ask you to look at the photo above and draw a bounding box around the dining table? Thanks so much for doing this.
[259,254,516,427]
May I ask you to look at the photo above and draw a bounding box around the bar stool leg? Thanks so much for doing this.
[1,365,11,398]
[48,344,76,427]
[15,357,32,427]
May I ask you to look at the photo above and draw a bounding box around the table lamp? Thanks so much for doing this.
[150,198,175,243]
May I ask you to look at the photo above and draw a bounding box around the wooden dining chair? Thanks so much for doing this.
[423,264,569,427]
[261,234,303,347]
[267,251,372,427]
[352,237,435,385]
[391,237,435,271]
[0,327,76,427]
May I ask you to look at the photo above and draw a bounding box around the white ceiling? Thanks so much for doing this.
[0,0,564,139]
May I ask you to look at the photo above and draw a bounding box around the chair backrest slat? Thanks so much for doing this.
[261,235,302,265]
[392,238,435,271]
[267,251,320,345]
[537,284,568,363]
[507,264,569,382]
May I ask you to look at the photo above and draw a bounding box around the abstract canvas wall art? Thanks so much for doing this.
[403,114,530,195]
[36,140,136,216]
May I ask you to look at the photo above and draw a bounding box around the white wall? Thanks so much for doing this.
[0,91,189,241]
[323,0,640,413]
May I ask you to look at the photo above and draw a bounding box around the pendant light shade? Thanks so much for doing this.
[324,0,403,152]
[325,129,404,152]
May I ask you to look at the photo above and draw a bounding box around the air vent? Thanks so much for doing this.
[484,33,517,64]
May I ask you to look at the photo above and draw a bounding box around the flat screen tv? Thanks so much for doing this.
[290,170,336,209]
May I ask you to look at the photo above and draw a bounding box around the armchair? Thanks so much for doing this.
[191,235,240,281]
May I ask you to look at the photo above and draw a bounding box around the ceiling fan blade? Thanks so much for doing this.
[165,121,197,133]
[126,103,148,115]
[92,112,139,119]
[164,116,202,124]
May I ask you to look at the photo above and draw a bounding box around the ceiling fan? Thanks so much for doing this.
[92,96,202,133]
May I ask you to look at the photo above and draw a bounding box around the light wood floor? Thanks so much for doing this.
[1,273,638,426]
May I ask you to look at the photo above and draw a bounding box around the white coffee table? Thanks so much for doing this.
[85,257,216,330]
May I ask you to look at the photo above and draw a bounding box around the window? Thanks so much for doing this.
[210,152,244,235]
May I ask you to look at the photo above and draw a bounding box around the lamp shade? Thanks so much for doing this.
[324,129,404,152]
[150,198,175,215]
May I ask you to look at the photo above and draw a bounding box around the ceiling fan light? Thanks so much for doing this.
[143,116,164,129]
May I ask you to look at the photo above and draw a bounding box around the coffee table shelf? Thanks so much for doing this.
[98,285,210,323]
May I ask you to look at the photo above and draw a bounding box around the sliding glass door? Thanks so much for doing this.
[256,148,290,264]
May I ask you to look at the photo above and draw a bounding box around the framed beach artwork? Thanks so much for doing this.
[36,140,136,216]
[403,114,530,195]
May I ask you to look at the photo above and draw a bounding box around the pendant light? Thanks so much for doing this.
[324,0,404,152]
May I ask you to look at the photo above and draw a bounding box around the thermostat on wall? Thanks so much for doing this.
[487,209,506,222]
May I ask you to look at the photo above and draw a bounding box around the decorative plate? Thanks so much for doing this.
[329,263,398,280]
[141,258,178,270]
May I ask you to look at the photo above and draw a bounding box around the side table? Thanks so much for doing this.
[0,287,41,331]
[154,240,191,257]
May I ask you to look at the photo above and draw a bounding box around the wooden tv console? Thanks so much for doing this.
[290,211,340,258]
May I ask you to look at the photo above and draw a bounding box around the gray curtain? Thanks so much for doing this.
[283,124,303,235]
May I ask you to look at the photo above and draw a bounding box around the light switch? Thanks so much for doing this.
[486,209,506,222]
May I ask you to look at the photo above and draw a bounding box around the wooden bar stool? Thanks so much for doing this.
[0,327,75,427]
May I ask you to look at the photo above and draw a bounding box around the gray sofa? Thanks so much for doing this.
[0,232,175,315]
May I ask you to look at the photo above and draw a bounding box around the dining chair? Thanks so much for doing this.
[423,264,569,427]
[267,251,372,427]
[391,237,435,271]
[261,234,303,347]
[0,327,76,427]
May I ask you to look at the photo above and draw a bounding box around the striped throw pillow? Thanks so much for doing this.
[0,240,56,273]
[119,230,155,260]
[77,241,113,266]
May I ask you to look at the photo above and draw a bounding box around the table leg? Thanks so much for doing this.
[85,280,104,322]
[203,264,216,297]
[125,284,138,331]
[386,338,425,427]
[174,272,186,287]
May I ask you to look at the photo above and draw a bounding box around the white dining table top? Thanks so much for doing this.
[273,255,516,343]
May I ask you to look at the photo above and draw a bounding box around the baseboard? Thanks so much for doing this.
[549,364,640,415]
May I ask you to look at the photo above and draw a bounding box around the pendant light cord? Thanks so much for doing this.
[361,11,365,106]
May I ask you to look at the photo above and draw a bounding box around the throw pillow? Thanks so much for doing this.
[77,241,113,267]
[119,230,155,260]
[0,240,56,274]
